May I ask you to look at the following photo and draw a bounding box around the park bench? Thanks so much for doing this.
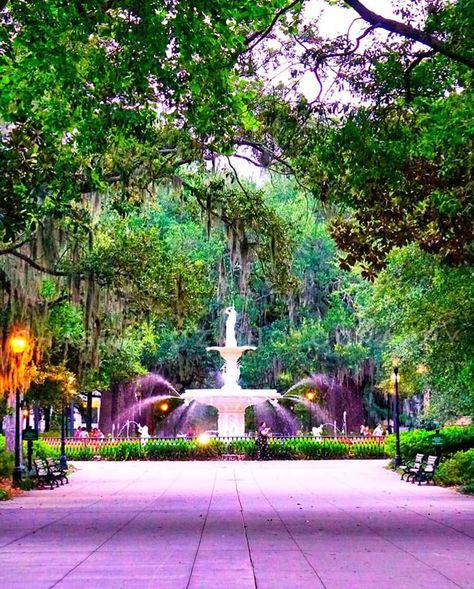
[32,458,68,489]
[413,455,438,485]
[45,458,69,486]
[33,459,58,489]
[400,453,425,481]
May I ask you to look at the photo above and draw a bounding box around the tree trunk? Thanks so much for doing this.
[86,391,92,431]
[3,413,15,452]
[43,406,51,431]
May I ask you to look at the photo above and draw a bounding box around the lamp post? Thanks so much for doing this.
[21,401,33,472]
[393,366,402,467]
[60,379,75,470]
[387,393,392,434]
[305,391,315,433]
[60,402,67,470]
[9,334,29,486]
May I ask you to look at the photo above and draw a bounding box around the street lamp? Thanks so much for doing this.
[305,391,316,433]
[393,366,402,467]
[9,333,29,486]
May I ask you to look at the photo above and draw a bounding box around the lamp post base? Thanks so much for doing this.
[12,466,23,486]
[394,454,402,468]
[59,455,68,470]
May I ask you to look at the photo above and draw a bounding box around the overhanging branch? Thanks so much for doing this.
[345,0,474,70]
[7,250,73,277]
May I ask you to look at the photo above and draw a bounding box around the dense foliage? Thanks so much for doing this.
[1,1,473,430]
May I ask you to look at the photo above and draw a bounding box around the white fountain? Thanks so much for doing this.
[181,306,280,437]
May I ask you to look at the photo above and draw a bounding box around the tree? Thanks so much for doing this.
[0,0,302,243]
[359,244,474,420]
[232,2,473,275]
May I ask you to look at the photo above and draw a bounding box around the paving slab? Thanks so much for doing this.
[0,459,472,589]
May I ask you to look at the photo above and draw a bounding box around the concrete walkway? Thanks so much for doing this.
[0,460,473,589]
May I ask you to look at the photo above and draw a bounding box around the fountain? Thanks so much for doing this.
[181,306,280,437]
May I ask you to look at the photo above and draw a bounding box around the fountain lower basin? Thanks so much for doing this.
[181,389,280,437]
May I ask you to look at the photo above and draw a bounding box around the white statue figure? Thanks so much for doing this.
[312,425,324,440]
[137,424,150,445]
[224,306,237,347]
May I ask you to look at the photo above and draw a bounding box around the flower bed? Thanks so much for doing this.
[34,435,386,461]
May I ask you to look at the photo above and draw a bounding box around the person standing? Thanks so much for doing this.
[256,421,271,460]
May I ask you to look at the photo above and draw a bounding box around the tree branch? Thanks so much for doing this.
[234,138,296,174]
[0,237,31,255]
[226,156,250,199]
[345,0,474,70]
[7,250,74,277]
[243,0,301,53]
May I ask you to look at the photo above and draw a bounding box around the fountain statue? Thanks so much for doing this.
[181,306,280,436]
[138,424,151,445]
[224,306,237,347]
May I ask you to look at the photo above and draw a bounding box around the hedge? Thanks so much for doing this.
[32,436,386,461]
[435,449,474,494]
[384,426,474,462]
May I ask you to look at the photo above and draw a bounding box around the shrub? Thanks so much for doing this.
[32,439,57,460]
[385,426,474,462]
[0,488,12,501]
[461,482,474,495]
[227,439,256,458]
[351,441,386,459]
[64,444,95,460]
[435,449,474,490]
[268,439,298,460]
[144,439,191,460]
[0,446,14,477]
[107,441,144,461]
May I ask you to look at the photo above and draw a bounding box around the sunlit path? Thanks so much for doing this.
[0,460,473,589]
